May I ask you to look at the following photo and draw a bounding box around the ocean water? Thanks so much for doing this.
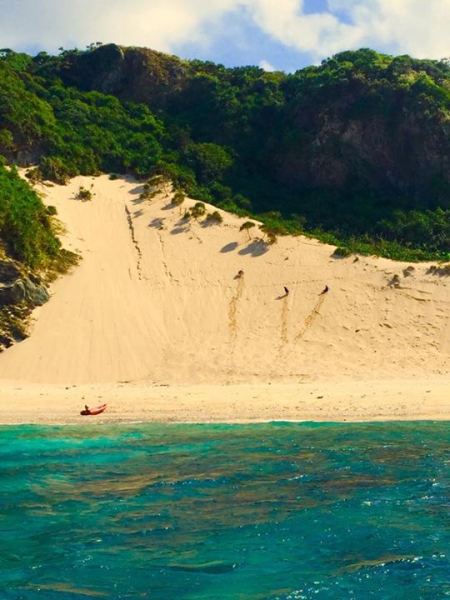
[1,422,450,600]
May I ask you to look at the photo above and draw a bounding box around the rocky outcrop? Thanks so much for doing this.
[272,91,450,206]
[0,276,49,307]
[0,258,50,351]
[60,44,189,111]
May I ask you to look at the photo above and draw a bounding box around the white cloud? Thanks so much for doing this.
[242,0,450,61]
[0,0,449,65]
[259,59,276,71]
[0,0,238,53]
[243,0,361,60]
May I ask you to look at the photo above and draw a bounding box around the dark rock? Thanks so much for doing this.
[15,150,41,167]
[24,278,50,306]
[0,280,25,305]
[0,277,49,307]
[0,260,21,283]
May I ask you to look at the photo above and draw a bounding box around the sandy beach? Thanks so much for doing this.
[0,174,449,424]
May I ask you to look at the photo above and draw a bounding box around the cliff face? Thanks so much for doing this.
[58,45,450,209]
[272,90,450,206]
[59,44,188,111]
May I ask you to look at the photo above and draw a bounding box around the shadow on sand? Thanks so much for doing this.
[161,203,176,211]
[148,218,165,229]
[171,226,189,235]
[238,240,269,257]
[221,242,239,253]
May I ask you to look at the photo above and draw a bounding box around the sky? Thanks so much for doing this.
[0,0,449,72]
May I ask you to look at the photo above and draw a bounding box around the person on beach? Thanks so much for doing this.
[284,286,289,296]
[321,285,329,294]
[237,269,244,278]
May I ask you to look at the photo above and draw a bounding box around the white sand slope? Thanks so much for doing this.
[0,174,449,423]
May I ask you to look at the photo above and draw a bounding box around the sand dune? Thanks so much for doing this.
[0,174,449,423]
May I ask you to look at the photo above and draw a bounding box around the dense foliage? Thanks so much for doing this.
[1,44,450,261]
[0,164,62,267]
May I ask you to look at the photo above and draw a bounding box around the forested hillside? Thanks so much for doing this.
[1,44,450,292]
[2,45,450,258]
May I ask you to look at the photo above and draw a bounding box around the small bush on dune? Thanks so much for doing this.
[427,263,450,276]
[38,157,71,185]
[333,246,352,257]
[205,210,223,224]
[190,202,206,219]
[172,189,185,207]
[76,186,93,201]
[265,231,278,245]
[148,173,172,197]
[259,224,278,245]
[140,174,172,200]
[25,167,42,184]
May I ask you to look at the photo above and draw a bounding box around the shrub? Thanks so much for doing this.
[25,167,42,184]
[259,224,278,245]
[38,157,72,185]
[205,210,223,224]
[190,202,206,219]
[333,246,352,257]
[172,189,185,206]
[76,186,93,201]
[140,174,171,200]
[265,231,278,245]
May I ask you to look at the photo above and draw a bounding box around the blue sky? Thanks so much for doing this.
[0,0,449,72]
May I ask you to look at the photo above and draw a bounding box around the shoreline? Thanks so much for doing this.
[1,378,449,425]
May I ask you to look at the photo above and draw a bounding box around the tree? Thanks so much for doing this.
[259,224,278,245]
[172,189,185,211]
[240,221,256,240]
[183,142,233,184]
[140,174,170,200]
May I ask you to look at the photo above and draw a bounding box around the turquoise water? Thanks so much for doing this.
[1,422,450,599]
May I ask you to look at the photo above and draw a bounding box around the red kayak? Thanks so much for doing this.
[80,403,107,416]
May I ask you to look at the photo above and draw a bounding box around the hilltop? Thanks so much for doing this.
[1,45,450,261]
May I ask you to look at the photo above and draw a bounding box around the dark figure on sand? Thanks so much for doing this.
[321,285,329,294]
[284,286,289,296]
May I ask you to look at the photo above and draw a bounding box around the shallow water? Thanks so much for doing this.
[1,422,450,599]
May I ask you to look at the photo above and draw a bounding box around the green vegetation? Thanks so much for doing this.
[190,202,207,220]
[76,185,93,201]
[0,302,31,345]
[172,189,185,208]
[0,164,76,270]
[205,210,223,224]
[240,221,256,240]
[1,44,450,262]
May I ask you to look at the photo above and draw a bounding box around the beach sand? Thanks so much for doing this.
[0,174,448,424]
